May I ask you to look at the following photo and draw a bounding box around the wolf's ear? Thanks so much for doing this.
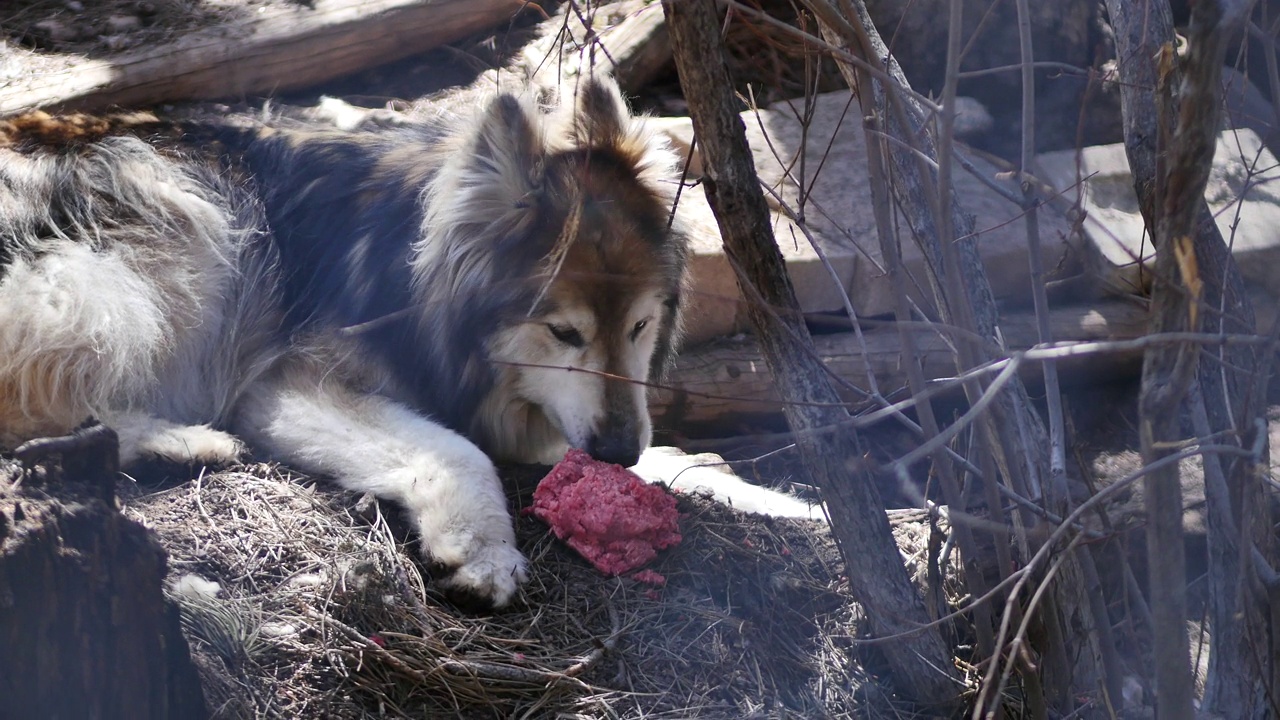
[416,92,548,288]
[423,92,545,241]
[567,76,631,150]
[469,93,545,193]
[562,75,677,186]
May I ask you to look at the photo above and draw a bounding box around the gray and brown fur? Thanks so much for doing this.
[0,76,690,607]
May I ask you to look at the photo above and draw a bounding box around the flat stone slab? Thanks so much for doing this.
[1038,127,1280,295]
[668,184,853,342]
[656,91,1078,344]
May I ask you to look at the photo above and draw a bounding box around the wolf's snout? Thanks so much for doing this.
[586,430,641,468]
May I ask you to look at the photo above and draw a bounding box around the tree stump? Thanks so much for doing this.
[0,429,207,720]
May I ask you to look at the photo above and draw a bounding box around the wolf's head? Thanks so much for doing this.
[414,76,689,467]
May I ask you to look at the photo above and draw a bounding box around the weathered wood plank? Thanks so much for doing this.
[0,0,524,115]
[652,300,1149,430]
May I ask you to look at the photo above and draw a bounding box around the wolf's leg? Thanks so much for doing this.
[105,412,246,467]
[233,372,528,608]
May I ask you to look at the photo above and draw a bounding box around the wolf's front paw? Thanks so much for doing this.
[401,448,529,608]
[435,541,529,609]
[139,424,246,466]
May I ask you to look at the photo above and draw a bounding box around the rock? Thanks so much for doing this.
[1221,66,1279,157]
[670,183,849,342]
[659,114,852,342]
[655,90,1078,343]
[752,92,1078,316]
[648,116,700,176]
[952,96,995,139]
[1038,128,1280,296]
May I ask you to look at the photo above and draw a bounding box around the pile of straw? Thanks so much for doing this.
[121,462,893,718]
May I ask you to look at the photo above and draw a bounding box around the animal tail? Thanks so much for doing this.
[0,108,271,154]
[0,110,162,148]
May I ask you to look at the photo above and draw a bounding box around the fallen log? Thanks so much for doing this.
[594,1,672,92]
[505,0,670,93]
[0,0,525,115]
[652,300,1149,430]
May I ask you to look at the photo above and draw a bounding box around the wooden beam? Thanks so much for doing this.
[652,300,1149,430]
[0,0,525,115]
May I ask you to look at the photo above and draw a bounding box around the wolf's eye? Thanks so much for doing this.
[630,319,649,341]
[547,324,585,348]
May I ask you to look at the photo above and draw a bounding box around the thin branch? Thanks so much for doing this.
[721,0,942,113]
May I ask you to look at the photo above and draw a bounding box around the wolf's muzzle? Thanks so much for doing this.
[586,427,641,468]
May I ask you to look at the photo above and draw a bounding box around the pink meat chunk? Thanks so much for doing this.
[530,449,681,575]
[630,569,667,586]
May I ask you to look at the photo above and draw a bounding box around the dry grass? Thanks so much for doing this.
[120,462,910,719]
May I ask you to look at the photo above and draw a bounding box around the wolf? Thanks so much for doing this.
[0,76,690,608]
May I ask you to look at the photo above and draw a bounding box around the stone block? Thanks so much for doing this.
[1038,127,1280,295]
[752,92,1076,317]
[653,91,1078,345]
[669,186,851,344]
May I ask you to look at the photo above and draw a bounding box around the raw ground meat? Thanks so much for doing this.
[629,568,667,586]
[529,449,681,575]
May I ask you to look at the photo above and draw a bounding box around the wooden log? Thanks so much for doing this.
[514,0,671,94]
[0,454,207,718]
[597,2,672,93]
[652,300,1149,430]
[0,0,525,115]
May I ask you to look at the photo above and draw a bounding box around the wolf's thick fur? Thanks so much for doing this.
[0,77,689,607]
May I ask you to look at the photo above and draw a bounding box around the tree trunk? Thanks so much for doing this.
[662,0,961,710]
[1102,0,1274,716]
[0,427,207,720]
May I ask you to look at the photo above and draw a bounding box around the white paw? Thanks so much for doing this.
[137,424,245,466]
[634,446,827,521]
[434,541,529,608]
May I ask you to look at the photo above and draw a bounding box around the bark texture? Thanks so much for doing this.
[0,429,207,720]
[662,0,960,709]
[1102,0,1274,716]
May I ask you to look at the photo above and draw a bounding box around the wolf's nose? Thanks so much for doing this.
[586,434,641,468]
